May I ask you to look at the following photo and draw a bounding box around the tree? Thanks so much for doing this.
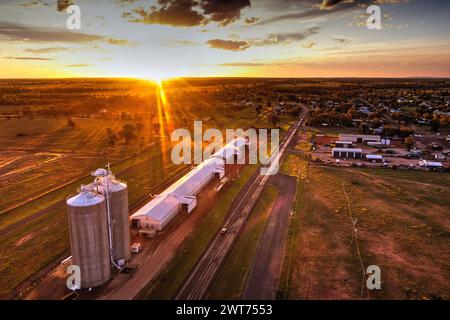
[268,113,279,127]
[404,136,415,151]
[153,122,161,134]
[106,128,117,146]
[67,118,76,130]
[430,118,440,132]
[119,124,136,144]
[359,122,370,134]
[136,121,144,134]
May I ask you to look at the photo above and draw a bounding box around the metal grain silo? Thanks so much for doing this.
[99,176,131,263]
[66,191,111,288]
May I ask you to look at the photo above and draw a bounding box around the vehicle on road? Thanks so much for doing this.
[131,243,141,254]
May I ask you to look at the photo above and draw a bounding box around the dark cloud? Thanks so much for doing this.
[122,0,250,27]
[3,56,54,60]
[206,39,250,51]
[201,0,251,26]
[125,1,205,27]
[57,0,74,12]
[320,0,344,9]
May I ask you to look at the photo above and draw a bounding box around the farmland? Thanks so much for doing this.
[0,78,295,298]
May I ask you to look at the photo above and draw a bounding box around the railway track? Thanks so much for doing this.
[176,116,305,299]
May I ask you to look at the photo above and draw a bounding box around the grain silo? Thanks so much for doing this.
[66,190,111,288]
[97,173,131,263]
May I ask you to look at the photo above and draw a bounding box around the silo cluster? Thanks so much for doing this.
[66,166,130,289]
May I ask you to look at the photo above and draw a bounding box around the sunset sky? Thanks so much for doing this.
[1,0,449,79]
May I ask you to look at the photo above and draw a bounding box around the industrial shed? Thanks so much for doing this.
[335,141,353,148]
[130,139,245,232]
[339,134,381,143]
[332,148,363,158]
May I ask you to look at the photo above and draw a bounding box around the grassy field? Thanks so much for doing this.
[139,164,259,300]
[281,162,450,299]
[208,184,279,299]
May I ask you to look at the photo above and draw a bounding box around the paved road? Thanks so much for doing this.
[176,117,305,300]
[241,173,297,299]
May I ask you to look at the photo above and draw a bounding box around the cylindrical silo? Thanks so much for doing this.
[66,191,111,288]
[99,176,131,262]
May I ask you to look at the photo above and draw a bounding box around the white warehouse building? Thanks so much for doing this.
[130,138,246,232]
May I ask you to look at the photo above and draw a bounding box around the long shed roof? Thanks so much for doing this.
[130,139,244,223]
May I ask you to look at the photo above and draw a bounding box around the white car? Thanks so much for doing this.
[131,242,141,254]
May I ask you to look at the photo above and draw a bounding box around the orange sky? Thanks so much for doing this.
[0,0,449,79]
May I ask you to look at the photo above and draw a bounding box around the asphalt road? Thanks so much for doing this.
[176,116,305,300]
[241,173,297,299]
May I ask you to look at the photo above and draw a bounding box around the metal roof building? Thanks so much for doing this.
[130,138,246,231]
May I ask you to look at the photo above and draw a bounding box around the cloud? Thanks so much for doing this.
[107,38,131,46]
[67,64,90,67]
[244,16,259,24]
[302,42,316,49]
[57,0,74,12]
[3,56,54,60]
[123,1,205,27]
[161,39,197,47]
[251,27,321,46]
[206,27,320,52]
[0,22,105,43]
[333,37,353,44]
[122,0,250,27]
[258,0,407,25]
[208,26,320,51]
[207,39,250,51]
[0,22,131,48]
[200,0,251,26]
[24,46,71,54]
[319,0,344,9]
[19,0,50,8]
